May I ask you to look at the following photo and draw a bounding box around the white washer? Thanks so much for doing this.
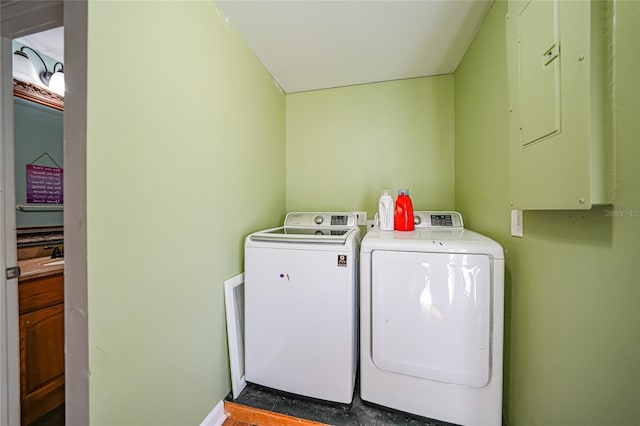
[244,212,360,403]
[360,211,504,426]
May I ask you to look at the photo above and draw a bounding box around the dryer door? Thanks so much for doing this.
[371,250,491,388]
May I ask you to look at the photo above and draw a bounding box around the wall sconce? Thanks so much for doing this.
[13,46,65,95]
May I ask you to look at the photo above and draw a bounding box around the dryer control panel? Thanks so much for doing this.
[414,211,463,229]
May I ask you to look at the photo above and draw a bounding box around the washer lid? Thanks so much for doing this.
[250,226,356,244]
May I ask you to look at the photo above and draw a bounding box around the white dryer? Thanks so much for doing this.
[244,212,360,404]
[360,211,504,426]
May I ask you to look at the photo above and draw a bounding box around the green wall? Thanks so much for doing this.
[82,0,640,424]
[454,1,639,425]
[285,76,455,215]
[13,97,63,227]
[86,1,285,425]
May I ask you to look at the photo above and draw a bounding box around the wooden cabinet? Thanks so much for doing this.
[506,0,613,209]
[19,272,65,425]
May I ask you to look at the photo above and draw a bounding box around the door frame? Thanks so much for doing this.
[0,1,88,424]
[63,2,89,425]
[0,34,20,426]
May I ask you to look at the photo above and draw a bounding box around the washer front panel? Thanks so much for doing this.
[244,243,358,403]
[371,250,491,388]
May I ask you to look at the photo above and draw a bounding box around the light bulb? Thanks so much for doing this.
[49,71,65,96]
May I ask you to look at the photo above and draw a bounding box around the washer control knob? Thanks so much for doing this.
[314,215,324,225]
[414,215,422,225]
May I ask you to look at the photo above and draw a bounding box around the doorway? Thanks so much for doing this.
[13,27,64,424]
[0,2,88,425]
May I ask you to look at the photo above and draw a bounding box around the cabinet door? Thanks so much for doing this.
[20,303,65,425]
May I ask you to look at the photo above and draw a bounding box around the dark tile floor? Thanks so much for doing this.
[228,382,458,426]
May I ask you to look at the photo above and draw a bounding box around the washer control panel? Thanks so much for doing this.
[414,211,463,229]
[285,212,357,228]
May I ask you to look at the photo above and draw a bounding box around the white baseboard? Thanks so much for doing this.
[200,399,227,426]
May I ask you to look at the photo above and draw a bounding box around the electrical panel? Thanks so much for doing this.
[506,0,612,209]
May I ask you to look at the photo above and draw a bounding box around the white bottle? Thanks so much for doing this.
[378,189,394,231]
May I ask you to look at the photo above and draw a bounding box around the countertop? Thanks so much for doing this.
[18,256,64,281]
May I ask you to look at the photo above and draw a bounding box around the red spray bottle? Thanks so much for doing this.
[395,189,415,231]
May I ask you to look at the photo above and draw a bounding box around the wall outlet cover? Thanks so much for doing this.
[511,210,524,237]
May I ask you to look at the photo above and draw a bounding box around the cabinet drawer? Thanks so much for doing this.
[19,273,64,314]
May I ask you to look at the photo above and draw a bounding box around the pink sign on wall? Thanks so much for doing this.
[26,164,63,204]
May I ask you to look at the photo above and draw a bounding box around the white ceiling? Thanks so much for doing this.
[14,26,64,63]
[11,2,493,94]
[216,0,492,93]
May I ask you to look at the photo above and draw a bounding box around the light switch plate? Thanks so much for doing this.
[511,210,524,237]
